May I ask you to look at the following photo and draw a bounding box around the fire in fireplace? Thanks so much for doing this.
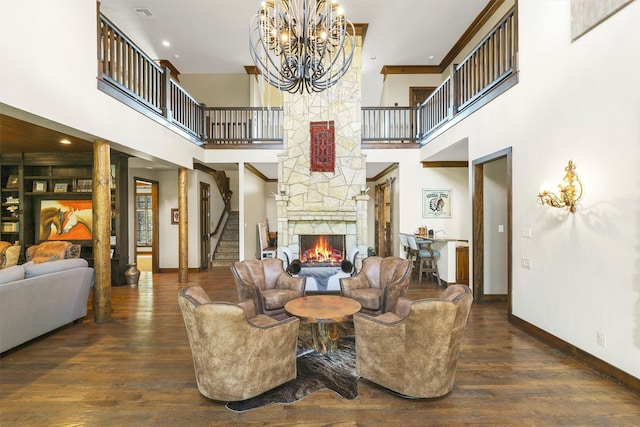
[299,234,345,266]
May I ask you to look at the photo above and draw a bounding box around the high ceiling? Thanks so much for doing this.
[98,0,491,106]
[3,1,488,177]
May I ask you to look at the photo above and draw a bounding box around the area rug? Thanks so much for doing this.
[225,322,358,412]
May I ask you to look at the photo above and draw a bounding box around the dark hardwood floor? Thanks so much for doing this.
[1,268,638,426]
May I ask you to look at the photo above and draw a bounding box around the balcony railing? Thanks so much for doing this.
[361,107,418,143]
[416,7,517,140]
[97,6,516,147]
[203,107,283,144]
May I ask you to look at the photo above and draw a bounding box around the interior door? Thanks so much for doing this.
[374,179,394,257]
[200,182,211,270]
[410,86,436,138]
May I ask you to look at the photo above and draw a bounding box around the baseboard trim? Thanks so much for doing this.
[509,313,639,395]
[481,293,507,303]
[158,268,201,274]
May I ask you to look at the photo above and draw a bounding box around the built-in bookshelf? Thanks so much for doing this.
[0,152,129,285]
[1,162,23,245]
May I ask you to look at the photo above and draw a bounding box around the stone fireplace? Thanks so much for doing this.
[275,34,368,266]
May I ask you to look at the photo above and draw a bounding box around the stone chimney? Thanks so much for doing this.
[276,38,368,262]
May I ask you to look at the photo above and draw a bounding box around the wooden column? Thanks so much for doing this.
[178,167,188,283]
[92,140,112,323]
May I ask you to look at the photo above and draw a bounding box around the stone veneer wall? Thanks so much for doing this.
[276,41,369,263]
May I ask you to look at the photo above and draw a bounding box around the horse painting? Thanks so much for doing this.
[39,207,67,241]
[63,208,93,236]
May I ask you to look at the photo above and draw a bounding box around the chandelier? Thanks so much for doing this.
[249,0,356,94]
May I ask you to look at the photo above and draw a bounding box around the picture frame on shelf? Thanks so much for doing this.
[33,181,47,193]
[6,175,19,189]
[54,183,68,193]
[171,208,179,224]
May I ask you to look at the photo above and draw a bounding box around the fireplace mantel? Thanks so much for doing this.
[286,207,357,222]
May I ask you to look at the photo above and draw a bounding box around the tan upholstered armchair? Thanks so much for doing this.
[231,258,306,319]
[0,241,21,269]
[178,286,299,401]
[354,284,473,398]
[339,256,411,315]
[26,241,81,263]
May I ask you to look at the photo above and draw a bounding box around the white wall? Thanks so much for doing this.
[380,74,444,106]
[226,170,240,212]
[179,74,250,106]
[424,0,640,377]
[0,0,203,170]
[129,167,218,269]
[266,181,278,230]
[364,149,471,253]
[241,165,268,260]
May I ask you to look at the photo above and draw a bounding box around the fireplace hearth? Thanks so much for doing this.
[300,235,345,267]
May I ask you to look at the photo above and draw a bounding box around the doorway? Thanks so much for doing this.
[134,178,159,273]
[200,182,211,270]
[472,148,512,310]
[374,177,395,257]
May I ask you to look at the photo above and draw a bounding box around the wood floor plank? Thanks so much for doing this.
[1,268,638,426]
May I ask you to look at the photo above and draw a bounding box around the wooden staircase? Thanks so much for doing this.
[209,212,239,268]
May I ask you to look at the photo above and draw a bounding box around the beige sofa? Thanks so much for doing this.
[0,258,94,353]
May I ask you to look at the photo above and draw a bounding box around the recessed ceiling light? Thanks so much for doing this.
[174,54,180,59]
[370,56,376,60]
[60,139,71,145]
[428,55,435,60]
[162,40,171,47]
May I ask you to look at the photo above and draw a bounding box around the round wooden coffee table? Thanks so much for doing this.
[285,295,361,354]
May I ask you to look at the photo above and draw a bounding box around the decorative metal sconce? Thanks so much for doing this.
[537,160,583,213]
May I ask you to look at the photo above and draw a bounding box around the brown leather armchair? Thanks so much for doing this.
[231,258,306,319]
[178,286,299,401]
[339,256,411,315]
[353,284,473,398]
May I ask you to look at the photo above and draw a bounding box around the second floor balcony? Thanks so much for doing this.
[97,7,517,149]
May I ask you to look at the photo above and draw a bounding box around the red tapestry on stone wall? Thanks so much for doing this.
[310,121,335,173]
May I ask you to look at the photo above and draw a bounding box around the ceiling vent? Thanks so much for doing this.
[134,8,154,19]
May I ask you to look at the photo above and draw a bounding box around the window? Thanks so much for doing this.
[135,188,153,247]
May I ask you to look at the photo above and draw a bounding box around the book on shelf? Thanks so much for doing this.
[1,222,19,232]
[75,178,93,192]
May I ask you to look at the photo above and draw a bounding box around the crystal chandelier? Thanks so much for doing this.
[249,0,356,94]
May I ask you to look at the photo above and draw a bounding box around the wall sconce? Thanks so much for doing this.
[278,183,287,196]
[537,160,583,213]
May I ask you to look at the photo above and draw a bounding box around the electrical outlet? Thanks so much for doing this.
[522,227,532,238]
[521,258,531,269]
[597,332,606,347]
[498,224,504,233]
